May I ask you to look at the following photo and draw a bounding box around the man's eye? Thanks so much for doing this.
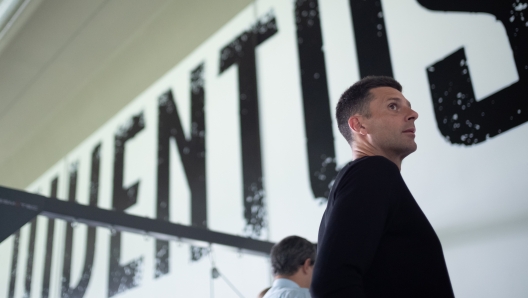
[389,103,397,110]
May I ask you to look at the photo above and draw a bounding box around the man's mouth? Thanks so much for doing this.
[403,128,416,134]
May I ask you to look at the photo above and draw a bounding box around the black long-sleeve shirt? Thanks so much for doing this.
[310,156,454,298]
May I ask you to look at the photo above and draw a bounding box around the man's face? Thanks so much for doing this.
[362,86,419,159]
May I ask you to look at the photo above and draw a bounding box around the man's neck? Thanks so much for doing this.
[351,143,402,171]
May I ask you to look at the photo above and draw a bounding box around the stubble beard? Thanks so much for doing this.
[380,134,417,161]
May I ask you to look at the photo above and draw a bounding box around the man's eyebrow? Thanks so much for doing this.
[387,97,412,108]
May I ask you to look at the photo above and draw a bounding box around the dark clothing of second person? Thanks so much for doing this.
[310,156,454,298]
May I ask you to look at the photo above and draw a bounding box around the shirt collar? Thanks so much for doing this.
[273,278,301,289]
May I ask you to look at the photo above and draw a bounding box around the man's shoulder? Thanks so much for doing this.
[337,156,399,182]
[264,280,311,298]
[264,287,311,298]
[328,156,404,207]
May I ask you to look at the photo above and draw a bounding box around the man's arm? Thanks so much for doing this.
[310,157,400,297]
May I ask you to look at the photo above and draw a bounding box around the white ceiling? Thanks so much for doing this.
[0,0,252,189]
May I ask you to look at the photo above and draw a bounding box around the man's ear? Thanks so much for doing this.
[348,116,366,136]
[302,258,312,274]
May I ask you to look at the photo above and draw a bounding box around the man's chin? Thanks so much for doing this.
[410,142,417,153]
[398,143,417,159]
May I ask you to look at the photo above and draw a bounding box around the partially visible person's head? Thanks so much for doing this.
[336,76,418,161]
[257,287,270,298]
[270,236,316,288]
[336,76,402,143]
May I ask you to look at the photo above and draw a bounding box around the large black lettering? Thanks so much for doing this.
[7,230,20,298]
[24,217,37,297]
[109,114,144,297]
[294,0,394,199]
[7,180,56,298]
[294,0,338,199]
[41,177,59,298]
[157,63,206,267]
[219,12,277,237]
[61,144,100,298]
[420,0,528,145]
[349,0,394,77]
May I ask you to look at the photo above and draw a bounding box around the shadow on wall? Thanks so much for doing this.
[437,212,528,247]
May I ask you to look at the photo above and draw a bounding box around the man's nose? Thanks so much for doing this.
[407,108,418,121]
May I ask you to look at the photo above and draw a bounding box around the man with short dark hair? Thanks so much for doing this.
[310,76,455,298]
[264,236,315,298]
